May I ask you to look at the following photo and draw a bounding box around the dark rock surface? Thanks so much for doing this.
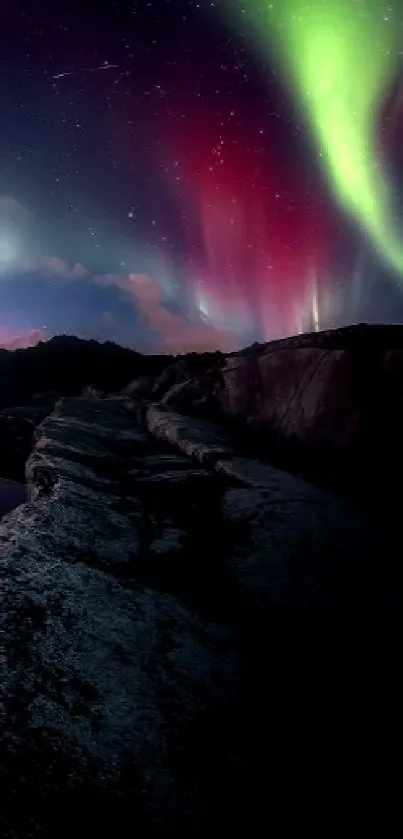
[0,391,400,835]
[151,352,223,401]
[1,325,402,833]
[0,336,225,481]
[0,335,171,409]
[0,336,224,408]
[151,325,403,487]
[0,479,26,519]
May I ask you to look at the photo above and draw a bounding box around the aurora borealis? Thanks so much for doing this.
[224,0,403,276]
[1,0,403,352]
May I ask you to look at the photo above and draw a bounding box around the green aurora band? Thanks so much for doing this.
[224,0,403,275]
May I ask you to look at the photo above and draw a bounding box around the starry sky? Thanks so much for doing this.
[1,0,403,353]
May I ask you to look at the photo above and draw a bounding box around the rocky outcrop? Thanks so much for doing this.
[155,325,403,468]
[161,348,360,443]
[0,339,225,480]
[0,393,399,835]
[143,403,398,617]
[208,347,362,445]
[6,324,403,485]
[0,336,223,411]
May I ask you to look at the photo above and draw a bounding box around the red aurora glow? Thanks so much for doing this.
[164,105,332,339]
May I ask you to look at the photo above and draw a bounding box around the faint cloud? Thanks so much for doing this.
[43,257,89,282]
[95,272,236,353]
[0,253,236,352]
[0,255,89,283]
[0,197,33,225]
[0,326,45,350]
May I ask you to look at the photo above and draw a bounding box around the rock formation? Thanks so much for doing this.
[0,337,222,480]
[156,324,403,486]
[0,390,400,834]
[0,325,401,834]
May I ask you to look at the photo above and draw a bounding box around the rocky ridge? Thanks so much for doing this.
[0,385,400,835]
[0,336,223,481]
[4,323,403,486]
[160,334,403,459]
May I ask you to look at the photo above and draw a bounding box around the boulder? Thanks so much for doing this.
[0,397,248,835]
[162,346,361,447]
[152,352,223,401]
[143,406,398,621]
[152,358,194,399]
[122,375,156,398]
[217,347,363,446]
[0,395,397,835]
[159,326,403,468]
[145,404,234,465]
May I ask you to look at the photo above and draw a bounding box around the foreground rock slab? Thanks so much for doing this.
[0,396,400,836]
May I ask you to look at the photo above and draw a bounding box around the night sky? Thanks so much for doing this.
[1,0,403,353]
